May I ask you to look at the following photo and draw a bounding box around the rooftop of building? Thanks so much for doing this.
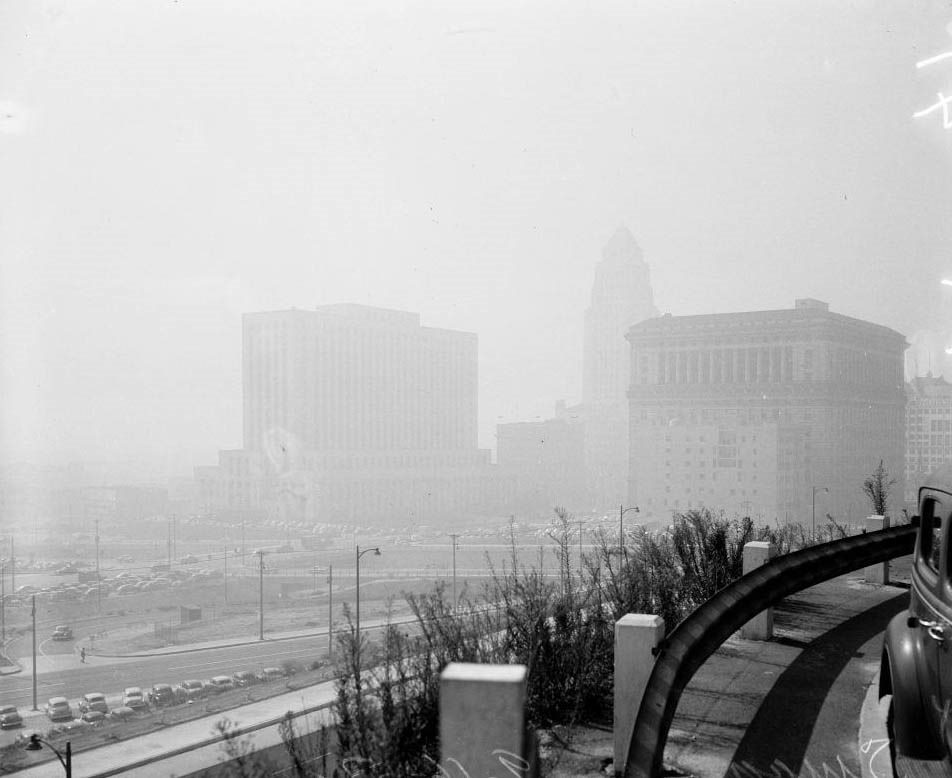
[627,299,906,343]
[242,305,476,338]
[908,373,952,397]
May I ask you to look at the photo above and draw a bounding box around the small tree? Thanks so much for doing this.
[862,460,895,517]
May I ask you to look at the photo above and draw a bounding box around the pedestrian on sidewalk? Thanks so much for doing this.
[80,647,86,663]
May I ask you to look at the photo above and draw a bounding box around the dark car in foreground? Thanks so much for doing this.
[882,464,952,760]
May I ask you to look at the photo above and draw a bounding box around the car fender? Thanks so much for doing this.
[881,610,943,758]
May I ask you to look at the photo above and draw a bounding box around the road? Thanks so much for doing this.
[0,614,412,747]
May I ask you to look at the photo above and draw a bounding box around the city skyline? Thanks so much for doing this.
[2,1,951,479]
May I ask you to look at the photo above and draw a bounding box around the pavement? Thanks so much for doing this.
[2,568,913,777]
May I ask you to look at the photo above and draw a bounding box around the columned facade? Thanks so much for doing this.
[627,299,907,524]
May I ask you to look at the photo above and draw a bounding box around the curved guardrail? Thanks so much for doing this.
[623,524,917,778]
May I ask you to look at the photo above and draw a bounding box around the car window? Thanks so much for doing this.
[921,497,944,575]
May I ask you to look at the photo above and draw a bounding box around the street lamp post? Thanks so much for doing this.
[95,519,101,612]
[355,545,380,667]
[25,734,71,776]
[449,534,459,614]
[256,550,266,641]
[619,504,639,552]
[812,486,829,541]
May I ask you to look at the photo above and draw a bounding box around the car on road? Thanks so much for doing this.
[45,697,72,721]
[0,705,22,728]
[181,679,206,700]
[208,675,235,693]
[51,625,73,641]
[81,710,105,725]
[79,692,108,714]
[882,464,952,761]
[122,687,148,710]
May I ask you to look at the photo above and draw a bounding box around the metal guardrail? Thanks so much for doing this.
[623,524,917,778]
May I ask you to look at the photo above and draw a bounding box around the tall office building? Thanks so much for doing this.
[197,305,504,525]
[626,299,907,523]
[582,226,659,509]
[905,374,952,507]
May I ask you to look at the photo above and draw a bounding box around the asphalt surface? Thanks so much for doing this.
[665,573,909,778]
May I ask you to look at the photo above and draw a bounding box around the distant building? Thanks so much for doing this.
[626,299,907,524]
[905,374,952,506]
[581,227,659,510]
[197,305,507,525]
[496,403,586,516]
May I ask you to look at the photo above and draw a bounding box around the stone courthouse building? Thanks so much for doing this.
[626,299,907,524]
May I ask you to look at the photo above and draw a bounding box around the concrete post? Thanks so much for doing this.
[864,515,890,584]
[741,541,776,640]
[440,663,537,778]
[614,614,665,777]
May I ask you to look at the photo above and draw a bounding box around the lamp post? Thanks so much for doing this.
[256,550,266,641]
[812,486,829,541]
[449,534,459,614]
[24,734,71,776]
[619,504,639,552]
[355,545,380,666]
[95,519,101,612]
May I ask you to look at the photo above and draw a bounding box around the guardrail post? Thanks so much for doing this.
[864,515,890,584]
[741,541,776,640]
[614,614,665,776]
[440,662,537,778]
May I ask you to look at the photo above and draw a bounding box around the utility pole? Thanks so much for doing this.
[327,564,333,659]
[257,551,265,641]
[95,519,101,612]
[31,595,37,711]
[449,534,459,614]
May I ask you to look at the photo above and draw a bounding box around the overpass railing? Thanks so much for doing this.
[622,523,916,778]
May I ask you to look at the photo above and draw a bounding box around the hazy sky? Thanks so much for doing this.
[2,0,952,479]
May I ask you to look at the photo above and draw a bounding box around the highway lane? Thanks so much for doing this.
[0,614,414,710]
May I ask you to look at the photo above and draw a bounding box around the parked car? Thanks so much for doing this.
[51,625,73,641]
[181,679,205,700]
[81,710,105,724]
[79,692,108,714]
[256,666,285,683]
[0,705,21,728]
[15,728,41,745]
[148,684,175,707]
[208,675,235,693]
[882,464,952,760]
[169,684,190,705]
[122,687,148,710]
[232,671,257,687]
[45,697,72,721]
[108,706,135,721]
